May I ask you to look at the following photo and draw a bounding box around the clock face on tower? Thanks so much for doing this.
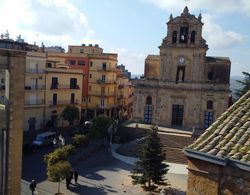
[179,57,185,63]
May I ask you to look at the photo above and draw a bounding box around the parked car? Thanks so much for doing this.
[70,127,83,137]
[22,142,37,155]
[32,131,56,147]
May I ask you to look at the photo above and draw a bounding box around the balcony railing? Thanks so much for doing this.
[90,91,116,96]
[96,79,116,84]
[0,96,8,106]
[50,100,79,106]
[24,85,45,90]
[97,67,117,72]
[25,68,45,74]
[50,84,80,90]
[25,99,45,106]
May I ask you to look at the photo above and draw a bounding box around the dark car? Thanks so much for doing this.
[70,127,83,137]
[22,143,37,155]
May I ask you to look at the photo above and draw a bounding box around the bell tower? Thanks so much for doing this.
[159,6,208,83]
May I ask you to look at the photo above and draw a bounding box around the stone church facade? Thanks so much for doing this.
[133,7,231,131]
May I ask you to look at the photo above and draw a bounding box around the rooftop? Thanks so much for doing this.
[188,90,250,164]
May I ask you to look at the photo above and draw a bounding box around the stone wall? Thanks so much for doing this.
[187,158,250,195]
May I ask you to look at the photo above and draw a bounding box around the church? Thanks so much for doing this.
[132,7,231,131]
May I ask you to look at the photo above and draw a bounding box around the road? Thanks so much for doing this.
[22,144,187,195]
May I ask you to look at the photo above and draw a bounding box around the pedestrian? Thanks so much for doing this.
[74,170,79,184]
[66,176,71,189]
[70,169,74,184]
[29,179,36,195]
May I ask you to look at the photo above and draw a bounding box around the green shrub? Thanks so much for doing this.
[72,134,89,147]
[44,144,75,166]
[47,160,72,182]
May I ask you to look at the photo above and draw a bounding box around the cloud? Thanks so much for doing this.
[202,14,244,49]
[109,48,146,74]
[141,0,250,15]
[0,0,97,49]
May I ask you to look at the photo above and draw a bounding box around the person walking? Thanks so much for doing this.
[29,179,36,195]
[74,170,79,184]
[66,176,71,189]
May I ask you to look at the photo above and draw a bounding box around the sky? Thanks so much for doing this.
[0,0,249,76]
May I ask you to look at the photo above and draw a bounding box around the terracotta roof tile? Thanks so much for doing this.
[188,90,250,164]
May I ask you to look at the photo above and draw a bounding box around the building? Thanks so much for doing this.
[185,90,250,195]
[24,52,46,131]
[117,64,131,79]
[0,48,25,195]
[116,68,133,120]
[133,7,231,131]
[45,60,83,127]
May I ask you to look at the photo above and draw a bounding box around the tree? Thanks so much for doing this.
[235,71,250,99]
[131,125,169,190]
[61,105,79,125]
[89,115,112,139]
[47,160,72,194]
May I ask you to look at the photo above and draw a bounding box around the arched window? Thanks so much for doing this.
[179,24,189,44]
[146,96,152,105]
[207,100,213,110]
[191,31,196,43]
[172,31,177,43]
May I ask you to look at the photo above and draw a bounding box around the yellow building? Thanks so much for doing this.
[23,52,46,131]
[117,70,133,120]
[67,44,118,119]
[45,60,83,127]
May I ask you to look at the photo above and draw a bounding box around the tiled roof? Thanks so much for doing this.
[188,90,250,164]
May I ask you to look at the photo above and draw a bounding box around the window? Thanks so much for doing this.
[28,117,36,130]
[208,72,213,81]
[80,49,84,53]
[70,60,76,65]
[144,105,152,124]
[47,63,52,68]
[204,111,214,128]
[71,93,75,104]
[1,78,4,84]
[101,75,106,82]
[89,74,92,78]
[53,94,57,105]
[89,86,92,91]
[171,104,184,127]
[101,87,105,95]
[146,96,152,105]
[69,49,72,53]
[179,26,189,44]
[51,77,58,89]
[207,100,213,110]
[70,78,77,89]
[78,61,85,66]
[191,31,196,43]
[102,62,107,70]
[172,31,177,43]
[176,66,185,83]
[88,97,91,102]
[90,61,93,67]
[101,99,104,107]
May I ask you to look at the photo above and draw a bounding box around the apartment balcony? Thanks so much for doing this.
[24,99,45,107]
[96,79,116,84]
[50,84,80,90]
[97,67,117,72]
[25,68,45,74]
[24,85,45,91]
[49,100,79,106]
[90,91,116,97]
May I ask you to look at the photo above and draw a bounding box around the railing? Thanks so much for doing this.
[25,99,45,106]
[24,85,45,90]
[96,79,116,84]
[0,96,8,106]
[97,67,117,72]
[50,85,80,90]
[25,68,45,74]
[50,100,79,106]
[90,91,116,96]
